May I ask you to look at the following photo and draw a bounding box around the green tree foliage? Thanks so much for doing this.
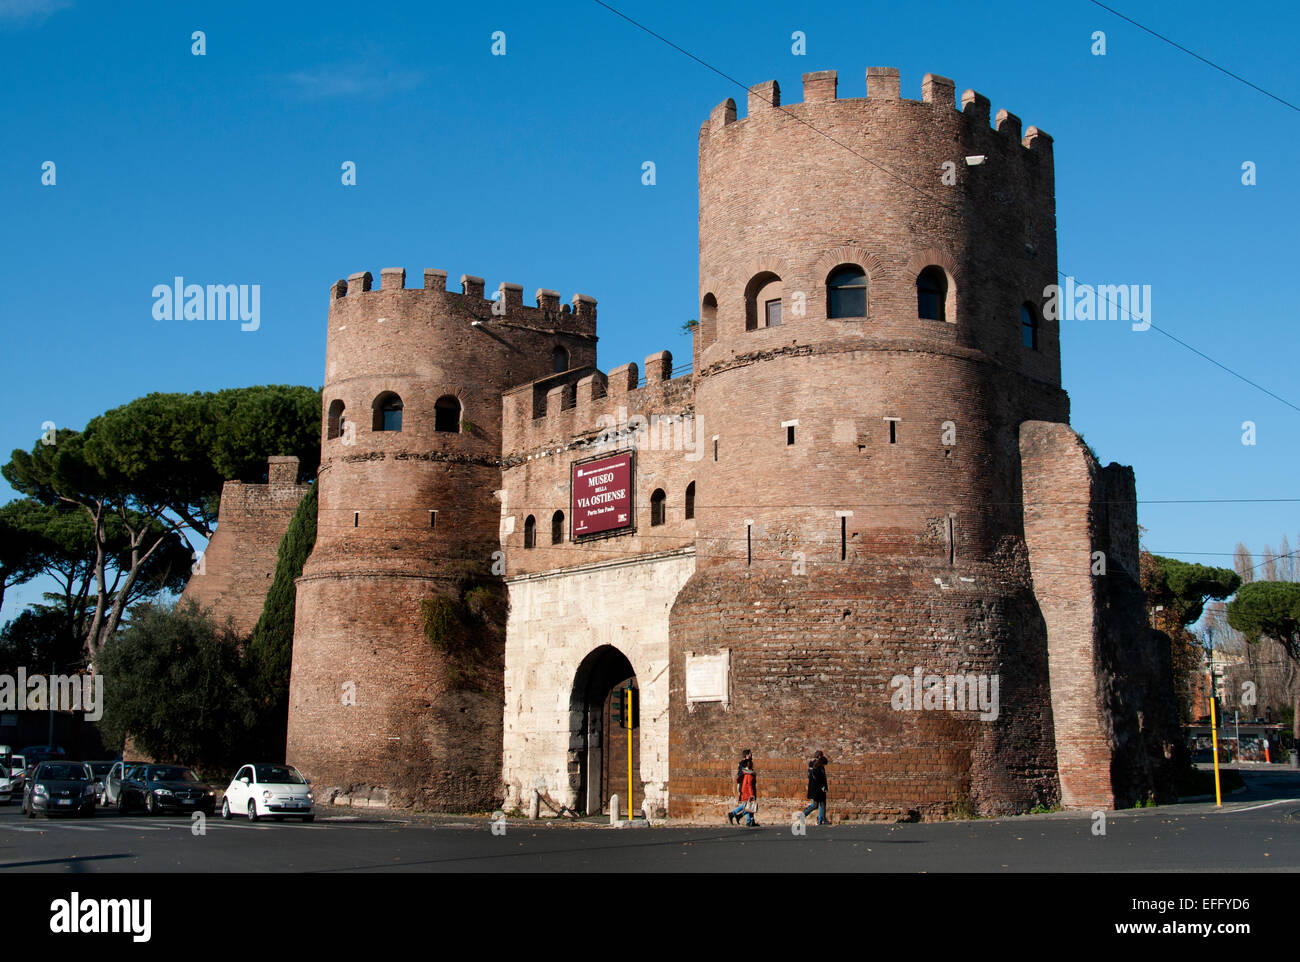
[1227,581,1300,664]
[1141,552,1241,722]
[1227,581,1300,740]
[0,498,188,656]
[244,483,317,756]
[1142,555,1242,627]
[2,386,319,659]
[0,499,49,611]
[0,606,83,677]
[97,601,256,775]
[59,386,320,538]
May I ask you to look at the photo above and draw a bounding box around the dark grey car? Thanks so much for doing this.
[22,761,96,817]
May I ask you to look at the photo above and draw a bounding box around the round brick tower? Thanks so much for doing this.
[287,268,596,810]
[670,68,1072,819]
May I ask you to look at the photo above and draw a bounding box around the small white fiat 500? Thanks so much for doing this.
[222,763,314,822]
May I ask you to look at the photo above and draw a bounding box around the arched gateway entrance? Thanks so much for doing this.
[570,645,641,816]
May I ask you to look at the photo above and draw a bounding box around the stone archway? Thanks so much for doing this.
[569,645,641,816]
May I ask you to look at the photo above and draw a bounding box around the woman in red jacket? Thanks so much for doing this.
[727,749,758,826]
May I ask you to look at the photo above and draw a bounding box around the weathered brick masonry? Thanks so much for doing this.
[180,456,309,638]
[186,65,1181,817]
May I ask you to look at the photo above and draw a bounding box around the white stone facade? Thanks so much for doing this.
[501,548,695,816]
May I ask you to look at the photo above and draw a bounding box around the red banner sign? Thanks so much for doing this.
[571,452,634,537]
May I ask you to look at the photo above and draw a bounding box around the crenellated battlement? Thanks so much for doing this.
[501,349,695,461]
[701,66,1052,157]
[328,267,598,327]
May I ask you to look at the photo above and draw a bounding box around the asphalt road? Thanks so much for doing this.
[2,768,1296,873]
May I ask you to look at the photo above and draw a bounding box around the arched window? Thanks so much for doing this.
[744,272,783,331]
[552,346,570,373]
[1021,303,1039,350]
[701,293,717,333]
[685,481,695,521]
[435,395,461,433]
[551,510,564,544]
[327,400,345,439]
[916,267,947,322]
[524,515,536,549]
[650,489,666,526]
[372,392,402,432]
[827,265,867,318]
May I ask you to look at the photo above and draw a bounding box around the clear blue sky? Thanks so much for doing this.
[2,0,1297,621]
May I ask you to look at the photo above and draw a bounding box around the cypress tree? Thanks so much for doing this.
[245,482,317,758]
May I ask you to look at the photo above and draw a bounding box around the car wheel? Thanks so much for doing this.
[221,798,231,820]
[247,800,258,823]
[303,815,314,823]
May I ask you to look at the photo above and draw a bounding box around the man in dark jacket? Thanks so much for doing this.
[802,750,829,825]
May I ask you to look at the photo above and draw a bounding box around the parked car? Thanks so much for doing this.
[100,760,144,809]
[20,747,65,776]
[118,764,216,815]
[85,761,116,805]
[0,747,21,803]
[21,761,96,817]
[222,763,314,822]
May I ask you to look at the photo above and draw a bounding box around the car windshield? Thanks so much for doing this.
[146,766,198,782]
[39,764,88,781]
[254,765,305,785]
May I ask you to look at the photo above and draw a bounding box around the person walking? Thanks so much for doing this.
[801,750,829,825]
[727,749,759,826]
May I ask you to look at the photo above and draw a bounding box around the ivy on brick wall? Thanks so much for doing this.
[245,482,318,755]
[419,577,506,690]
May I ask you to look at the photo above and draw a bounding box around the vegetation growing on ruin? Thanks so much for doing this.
[245,482,318,759]
[419,576,507,689]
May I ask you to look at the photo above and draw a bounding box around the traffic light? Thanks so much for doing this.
[612,685,639,729]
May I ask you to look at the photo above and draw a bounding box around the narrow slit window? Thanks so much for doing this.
[353,512,359,528]
[713,438,719,462]
[888,420,898,444]
[786,425,795,446]
[746,523,752,566]
[841,517,847,561]
[685,481,695,521]
[1021,303,1039,350]
[429,510,437,530]
[947,515,956,565]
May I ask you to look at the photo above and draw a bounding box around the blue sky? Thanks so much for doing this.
[2,0,1297,619]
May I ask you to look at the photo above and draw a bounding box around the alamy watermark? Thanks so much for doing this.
[889,667,999,721]
[594,405,703,461]
[0,670,103,722]
[152,276,260,331]
[1042,276,1151,331]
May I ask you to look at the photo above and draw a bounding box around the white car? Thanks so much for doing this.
[222,763,314,822]
[0,749,21,804]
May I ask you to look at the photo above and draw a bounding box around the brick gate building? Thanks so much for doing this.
[262,66,1182,819]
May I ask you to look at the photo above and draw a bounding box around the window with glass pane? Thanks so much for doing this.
[827,266,867,318]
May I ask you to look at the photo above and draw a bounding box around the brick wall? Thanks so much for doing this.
[288,270,598,810]
[180,456,310,638]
